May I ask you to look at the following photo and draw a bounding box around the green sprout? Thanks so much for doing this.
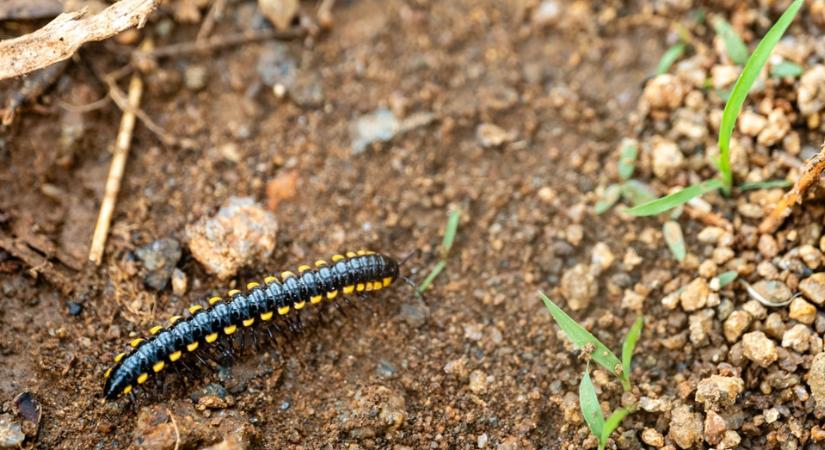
[627,0,803,216]
[417,207,461,295]
[540,292,643,449]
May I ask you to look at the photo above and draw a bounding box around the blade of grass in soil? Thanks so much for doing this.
[626,179,724,217]
[717,0,804,193]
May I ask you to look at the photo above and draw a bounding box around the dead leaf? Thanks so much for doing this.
[258,0,298,31]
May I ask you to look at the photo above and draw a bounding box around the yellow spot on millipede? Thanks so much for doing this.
[169,315,183,325]
[104,368,112,379]
[187,342,199,352]
[130,338,144,348]
[331,254,345,262]
[246,282,260,289]
[243,318,255,327]
[137,373,149,384]
[278,306,290,315]
[356,283,365,292]
[294,301,306,310]
[260,311,273,321]
[356,250,367,256]
[343,285,355,295]
[114,352,126,363]
[264,276,278,284]
[188,305,203,314]
[224,325,237,335]
[281,271,296,279]
[153,361,165,372]
[383,277,393,287]
[208,296,222,305]
[364,282,373,292]
[346,251,357,258]
[149,326,163,335]
[228,289,241,297]
[314,260,327,267]
[169,351,182,362]
[327,290,338,300]
[298,265,311,273]
[122,385,132,395]
[205,333,218,343]
[310,295,323,304]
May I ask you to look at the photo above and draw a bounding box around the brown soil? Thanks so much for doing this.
[2,1,818,449]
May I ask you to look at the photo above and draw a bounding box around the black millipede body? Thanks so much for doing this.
[103,250,399,400]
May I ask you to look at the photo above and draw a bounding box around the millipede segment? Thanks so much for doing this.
[103,250,399,399]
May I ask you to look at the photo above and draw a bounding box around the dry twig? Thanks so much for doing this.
[196,0,227,42]
[759,144,825,234]
[134,28,305,61]
[88,73,143,266]
[0,0,159,80]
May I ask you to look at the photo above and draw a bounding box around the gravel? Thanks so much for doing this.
[134,238,182,291]
[799,273,825,305]
[742,331,778,368]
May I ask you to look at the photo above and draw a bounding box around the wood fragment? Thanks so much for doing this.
[0,232,74,294]
[758,144,825,234]
[0,0,159,80]
[1,59,68,126]
[88,72,143,266]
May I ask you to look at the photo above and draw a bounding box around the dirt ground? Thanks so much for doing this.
[1,0,824,449]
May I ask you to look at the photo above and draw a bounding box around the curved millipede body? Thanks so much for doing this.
[103,250,399,400]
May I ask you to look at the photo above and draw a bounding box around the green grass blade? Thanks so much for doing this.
[441,208,461,256]
[618,141,638,180]
[595,184,622,214]
[739,179,792,191]
[712,17,749,65]
[718,0,804,193]
[717,271,738,288]
[600,408,631,450]
[579,370,605,440]
[625,179,724,217]
[771,60,804,78]
[417,260,445,294]
[656,43,686,75]
[539,292,624,383]
[621,316,644,384]
[620,180,656,206]
[663,221,686,262]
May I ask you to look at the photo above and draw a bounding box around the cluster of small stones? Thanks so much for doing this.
[597,7,825,447]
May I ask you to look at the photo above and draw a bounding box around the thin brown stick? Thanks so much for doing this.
[134,28,305,61]
[88,73,143,266]
[166,408,180,450]
[196,0,226,42]
[759,145,825,234]
[0,0,159,80]
[104,75,196,149]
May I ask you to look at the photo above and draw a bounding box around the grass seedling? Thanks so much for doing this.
[540,292,643,449]
[627,0,803,216]
[417,207,460,295]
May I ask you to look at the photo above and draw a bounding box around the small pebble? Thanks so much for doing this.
[641,428,664,447]
[809,352,825,408]
[695,375,744,409]
[560,264,597,311]
[789,297,817,325]
[782,324,813,353]
[468,370,488,394]
[351,108,400,154]
[476,123,516,148]
[184,65,208,91]
[680,278,710,312]
[0,414,24,449]
[799,273,825,305]
[748,280,792,306]
[171,268,187,296]
[135,238,182,291]
[66,301,83,316]
[668,405,702,449]
[742,331,778,367]
[186,197,277,280]
[723,310,751,343]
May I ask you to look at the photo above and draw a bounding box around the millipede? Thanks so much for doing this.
[103,250,399,400]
